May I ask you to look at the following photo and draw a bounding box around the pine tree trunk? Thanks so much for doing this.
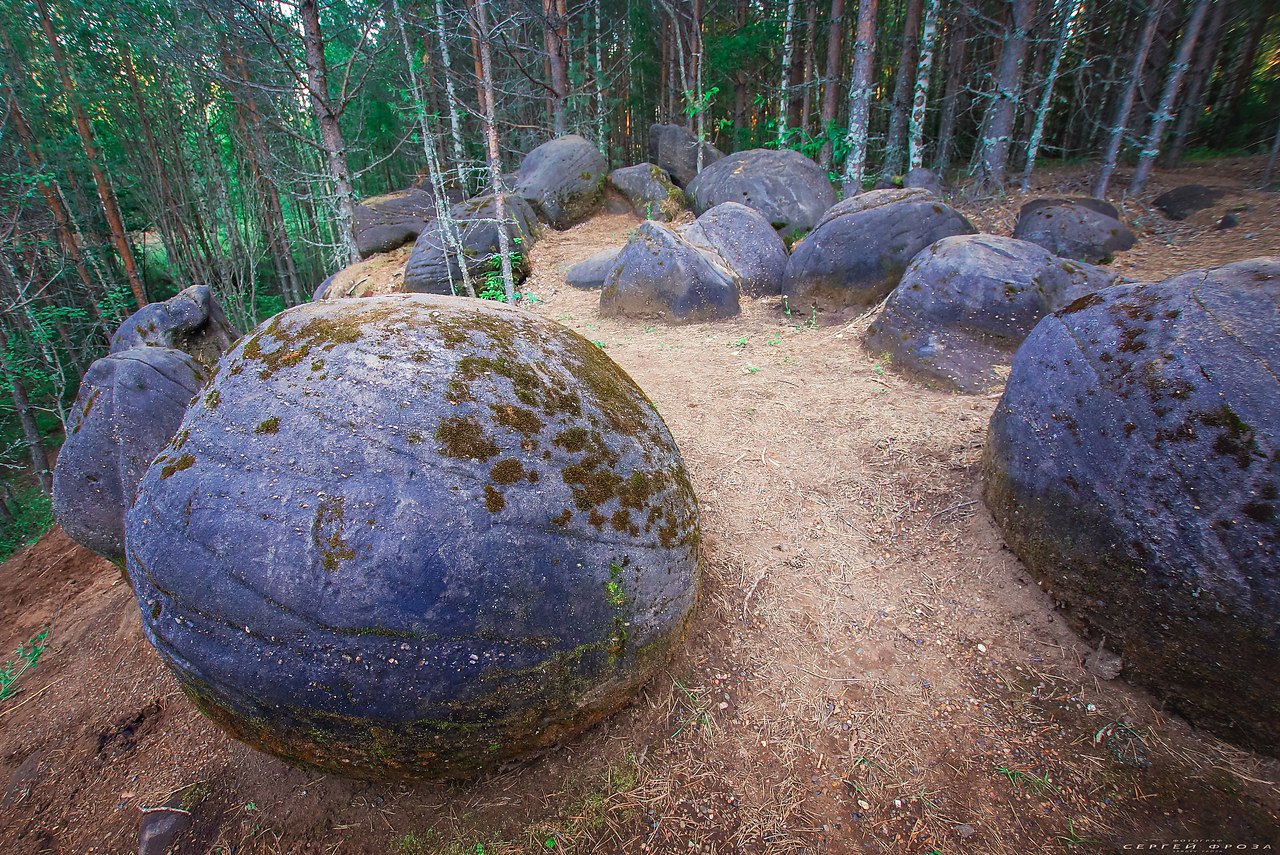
[1161,0,1229,168]
[932,4,967,173]
[1020,0,1082,191]
[470,0,516,301]
[906,0,941,171]
[881,0,926,178]
[1214,6,1272,137]
[1129,0,1211,195]
[974,0,1038,192]
[778,0,798,145]
[817,0,845,169]
[542,0,570,135]
[799,0,818,134]
[32,0,147,309]
[299,0,360,266]
[1093,0,1165,197]
[841,0,879,193]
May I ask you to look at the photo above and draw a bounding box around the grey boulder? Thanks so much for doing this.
[403,194,538,295]
[983,257,1280,754]
[1152,184,1229,221]
[783,189,976,308]
[514,134,607,229]
[353,189,438,258]
[608,163,683,221]
[866,235,1123,392]
[111,284,238,372]
[648,123,724,188]
[600,222,740,322]
[687,149,836,237]
[565,249,622,290]
[1013,199,1136,263]
[682,202,788,297]
[52,347,209,564]
[902,167,946,197]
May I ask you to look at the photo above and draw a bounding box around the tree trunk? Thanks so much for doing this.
[974,0,1038,191]
[1162,0,1229,168]
[799,0,818,135]
[299,0,360,266]
[1129,0,1211,195]
[1215,5,1272,137]
[1020,0,1083,191]
[1093,0,1165,197]
[0,326,51,495]
[932,3,967,173]
[881,0,926,178]
[841,0,879,193]
[594,0,607,156]
[32,0,147,309]
[778,0,798,145]
[542,0,570,135]
[1261,114,1280,188]
[906,0,941,171]
[470,0,516,301]
[433,0,471,191]
[817,0,845,169]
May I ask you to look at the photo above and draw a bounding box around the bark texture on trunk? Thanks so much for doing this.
[841,0,879,194]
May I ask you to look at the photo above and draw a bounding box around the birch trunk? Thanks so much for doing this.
[906,0,941,171]
[882,0,926,179]
[434,0,471,191]
[841,0,879,194]
[1093,0,1165,197]
[1129,0,1211,195]
[778,0,798,145]
[594,0,607,155]
[1020,0,1082,191]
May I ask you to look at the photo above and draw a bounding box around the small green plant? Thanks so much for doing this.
[767,333,781,346]
[478,237,526,302]
[730,336,748,348]
[745,365,759,374]
[1057,818,1084,848]
[0,624,50,704]
[671,676,715,738]
[996,766,1055,795]
[591,339,606,350]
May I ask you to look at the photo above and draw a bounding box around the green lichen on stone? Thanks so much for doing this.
[255,416,281,435]
[160,453,195,480]
[315,496,356,572]
[436,416,500,461]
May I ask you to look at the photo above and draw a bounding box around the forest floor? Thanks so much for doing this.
[2,158,1278,855]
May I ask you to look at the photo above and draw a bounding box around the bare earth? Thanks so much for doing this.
[2,159,1277,855]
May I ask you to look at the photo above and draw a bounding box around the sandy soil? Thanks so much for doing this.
[1,159,1277,855]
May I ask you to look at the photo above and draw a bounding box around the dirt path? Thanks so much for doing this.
[1,160,1277,854]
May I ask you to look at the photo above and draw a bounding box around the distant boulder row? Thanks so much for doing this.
[1012,198,1135,263]
[600,222,740,322]
[866,235,1122,392]
[402,194,538,295]
[682,202,789,298]
[783,189,976,308]
[55,285,236,564]
[125,296,701,780]
[983,258,1280,753]
[687,149,836,237]
[515,134,607,229]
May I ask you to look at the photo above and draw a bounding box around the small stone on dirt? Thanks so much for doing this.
[137,807,191,855]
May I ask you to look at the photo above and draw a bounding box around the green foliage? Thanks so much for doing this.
[0,624,51,705]
[0,486,54,562]
[478,237,526,303]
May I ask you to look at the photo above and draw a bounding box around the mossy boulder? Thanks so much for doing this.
[53,348,210,564]
[783,189,976,308]
[687,149,835,238]
[648,123,724,188]
[514,135,607,229]
[681,202,789,298]
[866,235,1122,392]
[1012,199,1135,263]
[125,295,701,780]
[983,258,1280,754]
[402,194,538,296]
[608,163,684,221]
[599,222,740,322]
[111,284,238,372]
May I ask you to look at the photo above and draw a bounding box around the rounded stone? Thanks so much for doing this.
[125,295,701,780]
[983,258,1280,753]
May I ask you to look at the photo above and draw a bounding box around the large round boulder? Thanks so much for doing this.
[648,124,724,188]
[514,135,607,229]
[902,167,946,197]
[1152,184,1230,221]
[686,149,835,238]
[1012,199,1136,263]
[354,189,438,258]
[53,348,210,564]
[600,222,740,322]
[111,284,238,372]
[402,194,538,296]
[607,163,684,221]
[783,189,976,308]
[565,249,622,290]
[983,258,1280,753]
[682,202,788,298]
[125,296,701,779]
[866,235,1122,392]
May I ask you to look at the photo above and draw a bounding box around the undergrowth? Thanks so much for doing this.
[0,485,53,562]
